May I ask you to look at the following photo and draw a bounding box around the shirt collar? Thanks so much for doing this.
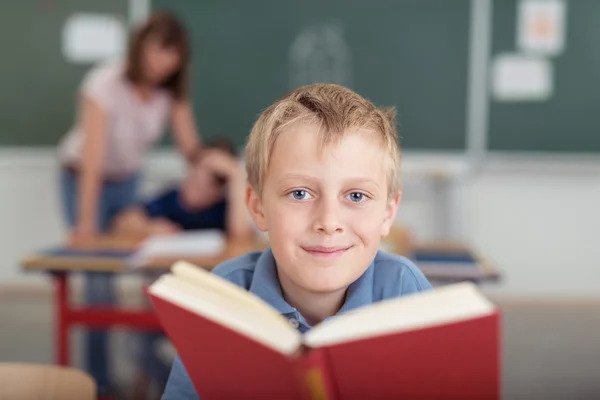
[248,248,296,315]
[248,247,376,324]
[335,258,375,316]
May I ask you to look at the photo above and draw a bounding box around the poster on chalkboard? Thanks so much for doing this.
[517,0,567,56]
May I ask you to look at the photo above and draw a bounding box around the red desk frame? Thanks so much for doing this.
[53,271,163,400]
[53,271,162,366]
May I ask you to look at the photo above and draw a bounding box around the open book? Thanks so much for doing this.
[148,262,500,400]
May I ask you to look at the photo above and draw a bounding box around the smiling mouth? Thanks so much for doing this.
[301,245,352,258]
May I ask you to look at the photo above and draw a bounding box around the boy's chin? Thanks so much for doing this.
[298,270,361,294]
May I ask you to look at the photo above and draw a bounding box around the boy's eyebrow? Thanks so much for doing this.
[278,174,381,188]
[278,173,319,183]
[346,177,381,188]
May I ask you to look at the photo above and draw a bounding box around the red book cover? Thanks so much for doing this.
[148,262,501,400]
[293,347,340,400]
[150,293,305,400]
[322,313,500,400]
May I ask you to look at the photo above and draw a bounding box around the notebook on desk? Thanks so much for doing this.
[41,248,133,258]
[413,248,494,279]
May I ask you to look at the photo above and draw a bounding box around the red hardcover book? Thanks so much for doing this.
[148,262,501,400]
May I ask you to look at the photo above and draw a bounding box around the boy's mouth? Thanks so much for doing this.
[301,245,352,258]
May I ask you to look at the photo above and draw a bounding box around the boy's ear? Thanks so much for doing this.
[380,190,402,237]
[245,184,267,232]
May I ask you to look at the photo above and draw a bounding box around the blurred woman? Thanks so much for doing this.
[57,12,201,396]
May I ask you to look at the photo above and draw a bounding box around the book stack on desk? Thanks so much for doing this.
[414,245,497,281]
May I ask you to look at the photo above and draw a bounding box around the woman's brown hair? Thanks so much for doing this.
[125,11,190,100]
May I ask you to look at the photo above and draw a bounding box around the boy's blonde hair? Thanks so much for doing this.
[245,83,401,198]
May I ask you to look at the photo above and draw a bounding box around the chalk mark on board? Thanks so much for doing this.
[288,21,353,89]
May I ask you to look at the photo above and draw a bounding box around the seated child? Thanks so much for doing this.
[113,140,253,391]
[162,83,433,399]
[111,139,253,239]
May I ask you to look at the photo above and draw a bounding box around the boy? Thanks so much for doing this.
[162,84,432,399]
[111,139,253,239]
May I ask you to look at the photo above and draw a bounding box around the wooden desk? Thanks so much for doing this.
[22,236,267,272]
[20,236,265,371]
[20,233,499,372]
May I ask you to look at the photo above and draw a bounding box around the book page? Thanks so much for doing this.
[305,282,495,348]
[172,261,292,321]
[149,267,303,355]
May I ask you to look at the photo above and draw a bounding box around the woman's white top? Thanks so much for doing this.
[58,61,174,178]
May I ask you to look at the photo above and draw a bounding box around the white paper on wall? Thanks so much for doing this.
[491,53,553,102]
[62,13,126,63]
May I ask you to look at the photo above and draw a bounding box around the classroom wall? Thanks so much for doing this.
[1,150,599,298]
[458,160,600,298]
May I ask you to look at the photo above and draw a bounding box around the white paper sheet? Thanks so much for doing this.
[491,53,553,102]
[62,13,126,63]
[517,0,567,56]
[127,230,226,268]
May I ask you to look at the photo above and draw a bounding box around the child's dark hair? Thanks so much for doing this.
[190,137,237,164]
[204,138,237,157]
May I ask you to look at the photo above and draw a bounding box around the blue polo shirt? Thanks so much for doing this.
[162,248,432,400]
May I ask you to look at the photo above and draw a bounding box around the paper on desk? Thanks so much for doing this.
[127,230,226,268]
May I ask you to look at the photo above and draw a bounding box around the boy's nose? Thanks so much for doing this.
[312,198,343,235]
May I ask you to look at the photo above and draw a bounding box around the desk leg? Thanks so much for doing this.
[54,272,69,366]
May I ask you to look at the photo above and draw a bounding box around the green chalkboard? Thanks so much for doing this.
[153,0,471,150]
[0,0,127,146]
[489,0,600,152]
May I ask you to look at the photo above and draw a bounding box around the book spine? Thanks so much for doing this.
[294,348,339,400]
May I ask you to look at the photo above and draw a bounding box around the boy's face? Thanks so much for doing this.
[247,124,401,294]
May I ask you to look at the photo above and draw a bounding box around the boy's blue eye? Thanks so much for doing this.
[348,192,365,203]
[290,190,312,200]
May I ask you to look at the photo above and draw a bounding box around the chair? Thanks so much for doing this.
[0,363,96,400]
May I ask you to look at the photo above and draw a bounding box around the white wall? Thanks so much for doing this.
[1,150,599,298]
[458,159,600,298]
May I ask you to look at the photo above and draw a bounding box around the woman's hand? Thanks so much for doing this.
[68,224,97,246]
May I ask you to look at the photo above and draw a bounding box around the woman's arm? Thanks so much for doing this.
[74,97,107,239]
[170,101,202,163]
